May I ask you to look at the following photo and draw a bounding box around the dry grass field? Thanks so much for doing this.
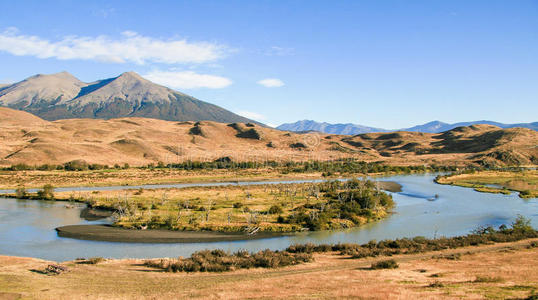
[437,170,538,198]
[0,107,536,168]
[0,168,324,189]
[0,238,536,299]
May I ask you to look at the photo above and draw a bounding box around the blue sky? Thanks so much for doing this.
[0,0,536,128]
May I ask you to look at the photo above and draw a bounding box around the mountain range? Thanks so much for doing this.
[0,71,254,123]
[277,120,538,134]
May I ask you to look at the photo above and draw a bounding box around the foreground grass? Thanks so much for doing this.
[140,217,536,273]
[436,170,538,198]
[1,235,537,299]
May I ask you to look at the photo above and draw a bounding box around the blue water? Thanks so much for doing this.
[0,174,536,261]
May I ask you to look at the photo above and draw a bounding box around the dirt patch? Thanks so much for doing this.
[55,224,290,243]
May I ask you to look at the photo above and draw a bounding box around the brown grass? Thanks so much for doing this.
[0,107,536,167]
[0,167,324,189]
[437,170,538,198]
[0,238,536,299]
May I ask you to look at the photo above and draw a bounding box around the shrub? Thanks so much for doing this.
[267,205,283,215]
[290,143,307,149]
[236,128,261,140]
[473,276,504,283]
[43,264,68,275]
[77,257,105,264]
[88,257,105,264]
[63,160,89,171]
[189,125,205,137]
[144,249,313,273]
[233,202,243,209]
[37,184,54,200]
[428,281,444,288]
[15,186,27,199]
[512,214,534,233]
[371,259,399,270]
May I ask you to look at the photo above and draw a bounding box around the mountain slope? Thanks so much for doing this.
[278,120,538,134]
[0,72,255,124]
[0,72,85,108]
[0,107,536,167]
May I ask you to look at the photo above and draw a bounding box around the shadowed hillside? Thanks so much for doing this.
[0,108,536,167]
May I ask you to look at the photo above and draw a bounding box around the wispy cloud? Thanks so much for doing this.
[257,78,285,88]
[143,70,232,89]
[237,111,266,120]
[0,28,228,64]
[265,46,294,56]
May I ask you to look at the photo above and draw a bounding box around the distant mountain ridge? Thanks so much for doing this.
[277,120,386,134]
[0,71,255,123]
[277,120,538,134]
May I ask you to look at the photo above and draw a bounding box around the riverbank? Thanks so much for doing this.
[56,225,290,243]
[1,238,536,299]
[435,170,538,198]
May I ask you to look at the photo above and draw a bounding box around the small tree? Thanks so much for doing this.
[15,186,27,199]
[512,215,533,233]
[37,184,54,200]
[267,205,283,215]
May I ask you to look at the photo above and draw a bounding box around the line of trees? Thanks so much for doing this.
[2,158,459,174]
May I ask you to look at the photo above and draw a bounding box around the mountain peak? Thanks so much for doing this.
[29,71,78,81]
[0,71,255,124]
[117,71,144,80]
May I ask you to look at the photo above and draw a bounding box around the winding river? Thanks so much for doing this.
[0,173,536,262]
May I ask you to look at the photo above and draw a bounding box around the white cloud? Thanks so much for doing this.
[237,111,266,120]
[0,28,227,64]
[143,70,232,89]
[257,78,285,88]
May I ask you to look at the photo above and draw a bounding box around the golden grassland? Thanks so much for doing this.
[1,239,536,299]
[1,107,537,168]
[436,170,538,198]
[0,168,326,189]
[49,180,396,233]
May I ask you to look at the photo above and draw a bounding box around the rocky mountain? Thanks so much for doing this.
[403,120,538,133]
[278,120,538,134]
[0,71,255,123]
[277,120,387,135]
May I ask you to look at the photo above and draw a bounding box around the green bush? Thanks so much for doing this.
[144,249,313,273]
[37,184,54,200]
[15,186,27,199]
[267,205,283,215]
[370,259,398,269]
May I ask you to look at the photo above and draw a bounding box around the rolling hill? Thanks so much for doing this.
[0,108,536,167]
[278,120,538,134]
[0,71,254,123]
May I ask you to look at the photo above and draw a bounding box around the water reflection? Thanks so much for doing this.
[0,174,536,262]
